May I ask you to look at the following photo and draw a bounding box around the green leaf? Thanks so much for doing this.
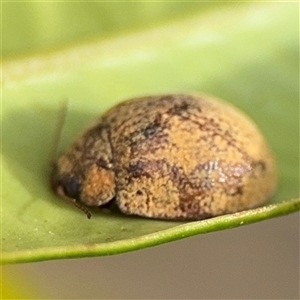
[2,2,299,265]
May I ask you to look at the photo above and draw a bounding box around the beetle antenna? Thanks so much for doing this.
[50,98,69,163]
[57,185,92,219]
[71,199,92,219]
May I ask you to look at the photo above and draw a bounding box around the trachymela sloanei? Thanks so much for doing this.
[51,94,277,220]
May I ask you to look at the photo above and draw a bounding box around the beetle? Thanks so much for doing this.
[51,94,277,220]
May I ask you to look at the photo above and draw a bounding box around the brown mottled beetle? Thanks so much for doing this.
[51,94,277,220]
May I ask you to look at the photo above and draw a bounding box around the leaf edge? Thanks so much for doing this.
[1,198,299,265]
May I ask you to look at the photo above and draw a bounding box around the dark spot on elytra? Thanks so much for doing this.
[252,160,266,171]
[128,161,145,178]
[167,101,191,117]
[127,159,169,179]
[179,198,194,210]
[227,186,243,196]
[125,114,163,144]
[178,195,212,220]
[96,158,112,170]
[169,165,181,182]
[129,129,170,157]
[142,120,160,139]
[124,130,140,146]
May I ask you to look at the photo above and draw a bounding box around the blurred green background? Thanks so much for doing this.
[2,1,299,298]
[3,2,224,58]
